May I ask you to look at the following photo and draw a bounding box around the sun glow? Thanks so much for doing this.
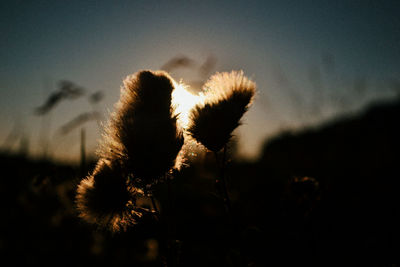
[172,82,203,129]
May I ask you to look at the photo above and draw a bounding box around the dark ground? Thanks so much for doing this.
[1,97,399,265]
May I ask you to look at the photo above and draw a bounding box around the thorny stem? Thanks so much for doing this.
[214,145,232,216]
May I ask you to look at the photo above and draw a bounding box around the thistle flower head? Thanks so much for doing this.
[76,159,143,232]
[100,70,184,187]
[187,70,256,152]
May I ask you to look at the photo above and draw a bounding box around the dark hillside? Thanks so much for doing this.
[256,97,400,258]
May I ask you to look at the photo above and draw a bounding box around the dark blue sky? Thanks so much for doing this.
[1,0,399,161]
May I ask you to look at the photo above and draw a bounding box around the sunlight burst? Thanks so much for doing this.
[172,82,204,129]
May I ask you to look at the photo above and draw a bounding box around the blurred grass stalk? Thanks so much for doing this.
[80,128,86,176]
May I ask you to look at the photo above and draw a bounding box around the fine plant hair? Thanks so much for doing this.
[100,70,184,187]
[76,159,143,232]
[187,70,256,152]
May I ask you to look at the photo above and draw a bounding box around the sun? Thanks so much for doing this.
[171,82,203,129]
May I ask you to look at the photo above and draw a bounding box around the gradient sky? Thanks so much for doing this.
[1,0,399,162]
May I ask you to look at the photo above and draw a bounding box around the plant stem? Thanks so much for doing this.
[150,195,160,221]
[80,128,86,176]
[214,145,232,215]
[166,177,177,267]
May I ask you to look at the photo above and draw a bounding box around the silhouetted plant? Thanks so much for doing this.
[186,71,255,213]
[76,159,143,232]
[75,70,187,267]
[161,55,196,72]
[75,69,257,266]
[58,111,101,135]
[99,70,184,188]
[187,71,256,153]
[285,176,321,219]
[35,80,85,115]
[76,70,184,233]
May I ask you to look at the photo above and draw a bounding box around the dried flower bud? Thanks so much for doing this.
[188,71,256,152]
[100,70,184,186]
[76,159,143,232]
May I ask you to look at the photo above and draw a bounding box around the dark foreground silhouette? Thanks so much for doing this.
[1,96,399,265]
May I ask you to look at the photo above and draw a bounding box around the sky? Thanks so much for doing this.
[1,0,400,162]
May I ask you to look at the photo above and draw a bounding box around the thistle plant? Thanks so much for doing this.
[75,68,256,265]
[76,159,143,232]
[100,70,184,188]
[187,71,256,152]
[76,70,184,232]
[187,70,256,213]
